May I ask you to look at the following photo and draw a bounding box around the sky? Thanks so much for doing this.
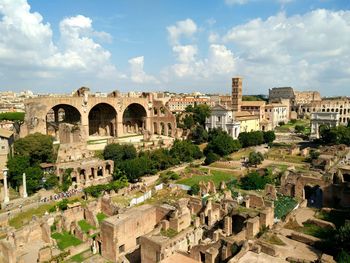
[0,0,349,96]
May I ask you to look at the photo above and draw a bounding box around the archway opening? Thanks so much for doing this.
[46,104,81,143]
[232,215,246,234]
[343,173,350,182]
[88,103,117,137]
[167,123,172,136]
[123,103,147,135]
[304,185,323,208]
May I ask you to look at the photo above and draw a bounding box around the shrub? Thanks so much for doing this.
[204,151,220,165]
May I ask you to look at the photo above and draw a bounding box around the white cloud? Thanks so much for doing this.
[166,18,197,45]
[0,0,124,91]
[208,32,219,43]
[166,44,236,79]
[224,0,294,6]
[224,0,249,5]
[128,56,159,84]
[220,9,350,94]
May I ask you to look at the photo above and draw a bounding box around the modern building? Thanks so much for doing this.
[167,97,210,112]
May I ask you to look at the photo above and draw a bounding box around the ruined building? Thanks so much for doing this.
[21,87,178,144]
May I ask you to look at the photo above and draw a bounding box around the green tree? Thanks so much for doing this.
[61,168,73,192]
[43,174,59,190]
[190,184,200,195]
[183,115,195,129]
[0,112,25,121]
[170,140,203,163]
[263,131,276,144]
[205,128,241,157]
[7,155,30,188]
[294,125,306,133]
[191,125,208,144]
[103,143,137,163]
[14,133,54,164]
[240,171,271,190]
[204,151,220,165]
[25,166,43,195]
[248,152,264,167]
[192,104,211,126]
[238,131,264,148]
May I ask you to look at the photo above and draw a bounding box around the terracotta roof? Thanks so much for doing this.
[0,128,13,138]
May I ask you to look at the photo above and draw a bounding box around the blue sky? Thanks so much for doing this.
[0,0,349,95]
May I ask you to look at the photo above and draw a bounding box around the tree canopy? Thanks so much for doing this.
[205,128,241,157]
[14,132,54,164]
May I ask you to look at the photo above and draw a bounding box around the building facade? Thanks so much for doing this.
[167,97,210,112]
[265,103,289,128]
[205,105,240,139]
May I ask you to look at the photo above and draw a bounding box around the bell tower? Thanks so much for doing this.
[232,77,242,112]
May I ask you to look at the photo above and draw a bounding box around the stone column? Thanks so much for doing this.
[224,216,232,236]
[102,166,106,177]
[22,173,28,198]
[3,169,9,203]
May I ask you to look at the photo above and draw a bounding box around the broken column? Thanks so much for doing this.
[3,169,9,203]
[22,173,28,198]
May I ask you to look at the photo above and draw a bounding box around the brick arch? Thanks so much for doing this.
[88,103,118,137]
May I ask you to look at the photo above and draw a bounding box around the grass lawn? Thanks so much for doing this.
[230,148,254,161]
[177,169,238,187]
[274,195,298,219]
[51,231,82,250]
[78,220,96,233]
[9,203,55,229]
[301,222,333,239]
[96,212,108,224]
[275,119,310,133]
[285,219,333,239]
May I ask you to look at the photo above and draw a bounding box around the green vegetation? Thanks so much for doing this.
[177,169,237,187]
[274,195,297,219]
[157,171,180,184]
[238,130,275,148]
[7,133,56,194]
[103,140,202,183]
[316,209,350,228]
[61,168,73,192]
[161,228,178,238]
[319,124,350,145]
[78,220,96,233]
[247,151,264,167]
[301,222,333,239]
[96,212,108,223]
[9,203,54,229]
[242,95,266,101]
[84,177,129,197]
[239,171,272,190]
[275,119,310,133]
[262,233,286,246]
[0,112,25,121]
[51,232,82,250]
